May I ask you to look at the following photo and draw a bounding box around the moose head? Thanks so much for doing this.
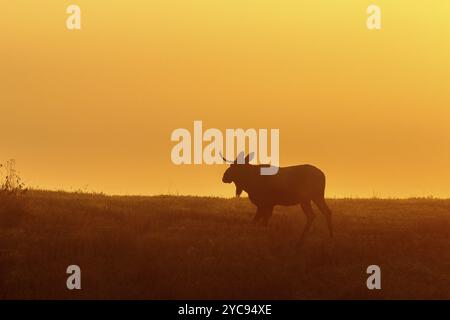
[221,151,254,183]
[221,151,257,197]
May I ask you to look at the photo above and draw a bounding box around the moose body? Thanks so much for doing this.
[222,153,333,245]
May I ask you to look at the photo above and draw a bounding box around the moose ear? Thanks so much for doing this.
[235,151,245,164]
[245,152,255,164]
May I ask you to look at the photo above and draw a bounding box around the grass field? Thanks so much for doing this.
[1,190,449,299]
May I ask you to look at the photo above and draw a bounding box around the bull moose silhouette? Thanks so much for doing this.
[222,152,333,246]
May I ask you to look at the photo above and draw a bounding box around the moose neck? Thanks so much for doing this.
[235,165,261,195]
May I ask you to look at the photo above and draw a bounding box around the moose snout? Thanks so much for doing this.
[222,174,232,183]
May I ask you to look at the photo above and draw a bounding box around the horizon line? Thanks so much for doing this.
[23,188,450,201]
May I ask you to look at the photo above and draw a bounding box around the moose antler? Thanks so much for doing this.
[219,152,234,164]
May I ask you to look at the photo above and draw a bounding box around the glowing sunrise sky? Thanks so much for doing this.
[1,1,450,197]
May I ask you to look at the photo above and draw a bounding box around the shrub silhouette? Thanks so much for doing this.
[0,159,27,227]
[1,159,26,194]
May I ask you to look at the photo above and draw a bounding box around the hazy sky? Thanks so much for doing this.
[2,1,450,197]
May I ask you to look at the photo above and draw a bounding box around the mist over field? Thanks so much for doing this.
[1,190,449,299]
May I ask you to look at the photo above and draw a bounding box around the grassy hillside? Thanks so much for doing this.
[1,190,449,299]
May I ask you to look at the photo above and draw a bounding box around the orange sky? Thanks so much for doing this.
[2,1,450,197]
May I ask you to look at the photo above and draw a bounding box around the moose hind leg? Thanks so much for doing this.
[313,197,333,238]
[298,200,315,247]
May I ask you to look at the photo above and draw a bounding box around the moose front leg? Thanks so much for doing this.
[253,206,273,225]
[261,206,274,226]
[297,200,316,248]
[235,186,243,197]
[253,206,264,223]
